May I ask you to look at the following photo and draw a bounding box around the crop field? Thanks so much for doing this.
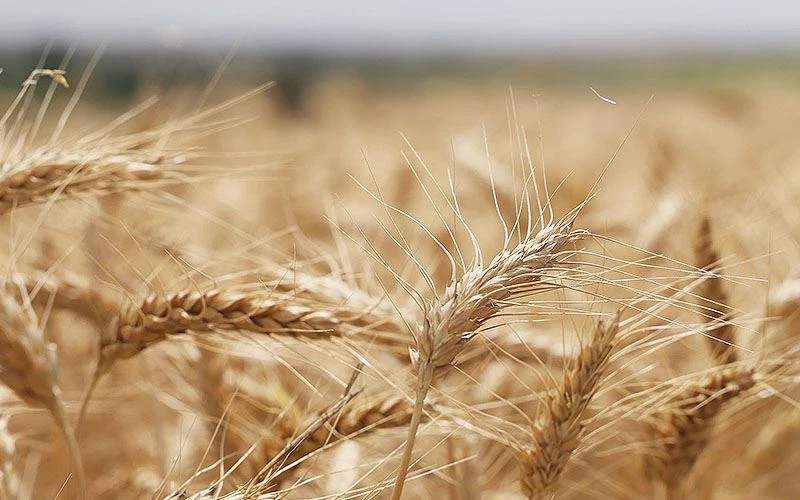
[0,55,799,499]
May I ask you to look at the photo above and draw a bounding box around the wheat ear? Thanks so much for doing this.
[236,393,417,488]
[0,148,189,216]
[0,284,86,498]
[643,366,755,499]
[100,287,392,372]
[391,221,584,499]
[75,286,396,433]
[519,313,620,499]
[694,216,737,365]
[298,393,415,458]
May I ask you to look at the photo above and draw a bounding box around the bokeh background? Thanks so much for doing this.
[4,4,800,500]
[3,1,800,103]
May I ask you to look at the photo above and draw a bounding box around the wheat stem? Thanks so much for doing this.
[391,362,433,500]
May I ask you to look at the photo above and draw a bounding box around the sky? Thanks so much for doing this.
[2,1,800,55]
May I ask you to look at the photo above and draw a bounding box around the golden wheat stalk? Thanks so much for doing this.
[519,313,620,499]
[226,364,365,497]
[73,284,400,434]
[101,287,394,370]
[236,393,416,487]
[298,393,415,458]
[0,282,85,497]
[694,216,737,365]
[0,148,191,215]
[2,72,273,220]
[391,220,585,499]
[643,366,755,499]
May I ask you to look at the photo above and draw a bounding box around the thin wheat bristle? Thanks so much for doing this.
[643,366,756,498]
[694,216,737,365]
[519,313,620,499]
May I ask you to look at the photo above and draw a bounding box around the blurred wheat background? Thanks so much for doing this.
[1,3,800,499]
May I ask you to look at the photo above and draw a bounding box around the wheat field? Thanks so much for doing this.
[0,57,799,499]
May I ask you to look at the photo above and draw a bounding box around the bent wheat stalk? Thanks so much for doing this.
[519,313,620,499]
[0,284,86,498]
[238,393,418,488]
[391,221,585,499]
[101,287,396,370]
[76,285,400,432]
[0,148,189,216]
[297,393,415,459]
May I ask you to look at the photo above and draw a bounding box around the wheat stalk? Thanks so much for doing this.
[73,284,400,433]
[519,313,620,499]
[235,392,416,485]
[643,366,756,499]
[0,281,85,497]
[100,287,395,371]
[299,393,415,457]
[391,220,585,499]
[1,73,274,220]
[0,148,191,215]
[694,216,737,365]
[209,366,416,486]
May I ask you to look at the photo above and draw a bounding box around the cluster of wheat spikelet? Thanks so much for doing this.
[0,59,798,500]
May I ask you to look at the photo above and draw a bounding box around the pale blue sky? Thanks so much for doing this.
[2,1,800,54]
